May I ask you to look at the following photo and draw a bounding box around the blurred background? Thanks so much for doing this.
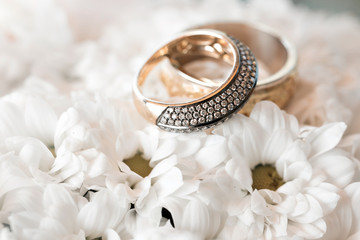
[292,0,360,17]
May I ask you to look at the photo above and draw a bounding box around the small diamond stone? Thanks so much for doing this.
[195,105,202,111]
[208,100,215,106]
[171,113,177,120]
[193,112,200,118]
[234,99,240,106]
[202,102,208,109]
[168,119,174,125]
[182,107,188,113]
[215,104,221,111]
[235,80,240,86]
[214,112,221,119]
[221,93,227,99]
[228,103,234,111]
[206,115,213,122]
[247,83,252,89]
[232,92,239,98]
[241,81,247,87]
[208,107,214,113]
[190,119,198,126]
[186,113,192,119]
[183,120,189,126]
[240,94,245,100]
[226,89,232,95]
[175,107,181,113]
[227,96,233,103]
[251,71,256,77]
[231,84,237,91]
[179,113,185,120]
[189,106,195,112]
[221,108,228,115]
[198,117,205,124]
[200,109,207,116]
[160,117,167,124]
[167,108,174,113]
[215,97,221,103]
[163,113,170,119]
[175,120,181,126]
[221,100,227,107]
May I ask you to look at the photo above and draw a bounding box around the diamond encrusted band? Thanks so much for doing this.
[133,30,257,133]
[157,40,257,132]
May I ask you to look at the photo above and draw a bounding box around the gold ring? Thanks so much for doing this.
[133,29,258,133]
[160,22,297,115]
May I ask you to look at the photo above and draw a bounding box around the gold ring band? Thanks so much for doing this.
[133,29,258,133]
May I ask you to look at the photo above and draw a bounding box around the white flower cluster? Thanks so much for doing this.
[0,0,360,240]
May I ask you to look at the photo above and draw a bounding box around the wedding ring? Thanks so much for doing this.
[160,22,297,115]
[133,30,258,133]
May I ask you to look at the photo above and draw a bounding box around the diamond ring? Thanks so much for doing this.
[133,29,258,133]
[160,22,297,115]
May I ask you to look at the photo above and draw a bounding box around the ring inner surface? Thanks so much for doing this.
[138,34,236,103]
[188,23,288,85]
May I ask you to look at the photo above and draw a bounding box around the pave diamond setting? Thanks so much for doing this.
[156,38,257,133]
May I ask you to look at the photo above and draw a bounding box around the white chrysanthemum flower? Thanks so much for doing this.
[0,146,85,239]
[51,94,186,223]
[214,101,356,239]
[51,95,140,188]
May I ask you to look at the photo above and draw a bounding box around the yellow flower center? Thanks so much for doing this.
[251,164,284,191]
[123,153,153,178]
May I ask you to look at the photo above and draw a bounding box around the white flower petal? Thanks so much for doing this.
[149,155,177,178]
[310,149,355,188]
[321,189,352,240]
[150,138,176,162]
[250,101,299,137]
[345,182,360,235]
[6,136,54,171]
[180,199,212,238]
[24,96,58,145]
[103,229,121,240]
[0,101,25,141]
[77,189,128,239]
[251,190,272,216]
[304,122,347,157]
[195,135,228,171]
[261,130,293,165]
[152,167,183,199]
[173,136,202,158]
[224,159,252,193]
[305,183,340,215]
[289,194,323,224]
[287,218,326,239]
